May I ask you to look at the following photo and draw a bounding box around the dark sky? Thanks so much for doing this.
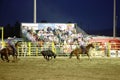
[0,0,120,36]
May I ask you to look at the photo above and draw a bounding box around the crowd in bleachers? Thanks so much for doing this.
[21,25,89,46]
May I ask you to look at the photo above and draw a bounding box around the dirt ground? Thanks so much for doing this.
[0,56,120,80]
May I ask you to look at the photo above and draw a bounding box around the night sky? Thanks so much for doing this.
[0,0,120,36]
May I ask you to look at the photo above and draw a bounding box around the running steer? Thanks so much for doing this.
[41,50,56,61]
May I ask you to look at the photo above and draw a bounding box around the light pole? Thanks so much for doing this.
[0,27,4,42]
[34,0,36,23]
[0,27,4,48]
[113,0,116,37]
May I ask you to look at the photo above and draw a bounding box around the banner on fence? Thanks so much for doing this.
[118,51,120,57]
[110,50,116,57]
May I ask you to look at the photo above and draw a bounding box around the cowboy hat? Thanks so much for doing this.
[7,37,13,39]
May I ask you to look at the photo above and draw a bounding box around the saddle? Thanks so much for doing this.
[80,46,86,54]
[6,44,13,51]
[7,45,18,56]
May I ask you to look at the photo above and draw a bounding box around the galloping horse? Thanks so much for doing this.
[69,43,94,60]
[0,41,19,62]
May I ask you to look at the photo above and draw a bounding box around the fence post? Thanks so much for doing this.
[52,41,56,54]
[36,46,38,56]
[28,42,31,56]
[107,42,110,57]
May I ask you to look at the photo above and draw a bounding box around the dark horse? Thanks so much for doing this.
[41,50,56,61]
[69,43,94,60]
[0,42,19,62]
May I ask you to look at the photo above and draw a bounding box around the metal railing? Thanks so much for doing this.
[3,41,119,57]
[16,42,80,56]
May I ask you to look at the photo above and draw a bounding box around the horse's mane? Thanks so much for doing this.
[86,43,94,49]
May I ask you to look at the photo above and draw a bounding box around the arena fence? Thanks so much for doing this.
[17,41,78,57]
[90,42,120,57]
[16,41,120,57]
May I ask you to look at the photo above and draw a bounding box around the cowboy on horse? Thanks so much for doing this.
[78,37,86,54]
[0,36,18,62]
[7,36,18,55]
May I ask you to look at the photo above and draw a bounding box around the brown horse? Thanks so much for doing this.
[0,42,19,62]
[69,43,94,60]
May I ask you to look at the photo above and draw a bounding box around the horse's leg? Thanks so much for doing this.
[69,52,73,59]
[14,53,18,62]
[86,52,91,61]
[12,55,16,62]
[1,53,9,62]
[1,54,5,61]
[15,55,18,61]
[5,54,9,62]
[15,54,17,60]
[14,52,17,58]
[13,49,18,62]
[76,53,80,60]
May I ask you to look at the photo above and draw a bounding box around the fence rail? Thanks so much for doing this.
[17,42,78,57]
[16,42,120,57]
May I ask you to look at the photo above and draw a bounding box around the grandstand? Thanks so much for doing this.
[1,23,120,57]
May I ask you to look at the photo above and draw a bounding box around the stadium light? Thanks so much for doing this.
[0,27,4,48]
[113,0,116,37]
[34,0,37,23]
[0,27,4,42]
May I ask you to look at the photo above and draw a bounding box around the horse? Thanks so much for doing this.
[69,43,94,60]
[41,50,56,61]
[0,41,20,62]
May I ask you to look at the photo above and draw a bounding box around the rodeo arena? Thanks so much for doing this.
[1,1,120,79]
[1,23,120,80]
[0,23,120,61]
